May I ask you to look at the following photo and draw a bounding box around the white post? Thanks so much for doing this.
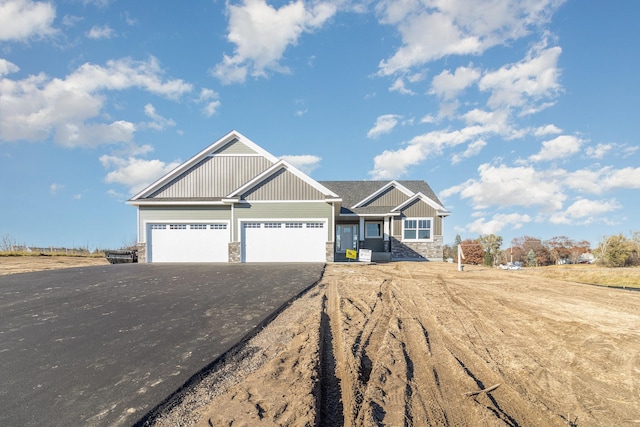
[458,244,465,271]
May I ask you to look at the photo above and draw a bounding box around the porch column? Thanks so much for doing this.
[383,216,390,252]
[359,217,365,249]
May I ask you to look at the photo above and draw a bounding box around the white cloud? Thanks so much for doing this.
[0,0,56,41]
[213,0,337,84]
[49,182,64,195]
[55,120,136,147]
[197,88,221,117]
[0,58,19,76]
[451,139,486,164]
[478,41,562,113]
[100,155,181,195]
[377,0,563,76]
[442,163,567,212]
[370,125,490,178]
[429,66,480,100]
[598,166,640,193]
[367,114,401,138]
[533,124,562,136]
[420,114,435,123]
[87,24,115,39]
[280,154,321,175]
[389,77,415,95]
[0,57,192,146]
[141,104,175,131]
[62,14,83,27]
[585,143,612,159]
[529,134,583,162]
[466,212,532,235]
[551,198,621,225]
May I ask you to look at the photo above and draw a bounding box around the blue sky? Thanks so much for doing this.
[0,0,638,250]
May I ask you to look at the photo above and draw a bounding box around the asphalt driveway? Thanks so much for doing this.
[0,263,325,426]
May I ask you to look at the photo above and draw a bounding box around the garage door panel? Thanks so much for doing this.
[241,221,326,262]
[149,223,229,262]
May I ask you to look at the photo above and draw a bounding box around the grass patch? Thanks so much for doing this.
[0,250,105,258]
[521,264,640,288]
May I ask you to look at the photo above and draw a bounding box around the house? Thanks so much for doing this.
[127,130,450,263]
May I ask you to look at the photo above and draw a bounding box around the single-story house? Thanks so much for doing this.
[127,130,450,263]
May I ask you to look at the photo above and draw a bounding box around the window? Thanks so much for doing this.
[306,222,324,228]
[365,222,383,238]
[402,218,432,241]
[150,224,166,230]
[211,224,227,230]
[190,224,207,230]
[244,222,260,228]
[264,222,282,228]
[285,222,303,228]
[169,224,187,230]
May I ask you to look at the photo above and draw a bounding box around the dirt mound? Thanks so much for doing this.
[152,262,640,427]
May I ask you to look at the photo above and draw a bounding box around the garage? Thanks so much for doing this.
[241,221,327,262]
[147,223,230,262]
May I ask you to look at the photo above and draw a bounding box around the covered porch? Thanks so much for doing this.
[333,215,393,262]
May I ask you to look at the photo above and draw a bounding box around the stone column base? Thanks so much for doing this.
[228,242,241,263]
[136,243,147,263]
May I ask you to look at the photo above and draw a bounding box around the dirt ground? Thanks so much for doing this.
[146,262,640,427]
[0,255,109,276]
[4,257,638,426]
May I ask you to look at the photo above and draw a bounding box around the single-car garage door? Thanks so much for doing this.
[148,223,229,262]
[241,221,327,262]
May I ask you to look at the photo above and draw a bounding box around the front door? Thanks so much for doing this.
[336,224,358,253]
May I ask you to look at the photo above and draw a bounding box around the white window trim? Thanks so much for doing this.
[401,217,434,242]
[365,221,383,239]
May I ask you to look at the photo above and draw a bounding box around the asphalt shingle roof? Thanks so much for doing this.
[319,180,443,209]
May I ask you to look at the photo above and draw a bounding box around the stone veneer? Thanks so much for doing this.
[391,235,444,261]
[228,242,241,263]
[136,243,147,263]
[325,242,334,262]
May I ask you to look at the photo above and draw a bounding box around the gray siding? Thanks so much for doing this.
[149,156,272,198]
[213,138,260,155]
[139,206,231,241]
[233,202,333,241]
[243,169,326,201]
[392,200,442,237]
[364,187,410,207]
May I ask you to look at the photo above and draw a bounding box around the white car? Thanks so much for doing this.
[499,262,522,270]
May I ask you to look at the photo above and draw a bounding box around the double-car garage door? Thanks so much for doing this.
[147,220,327,263]
[241,221,326,262]
[148,223,230,262]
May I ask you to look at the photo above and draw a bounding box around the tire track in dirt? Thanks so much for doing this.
[321,267,564,427]
[160,263,640,427]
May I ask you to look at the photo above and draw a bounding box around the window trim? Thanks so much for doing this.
[365,221,383,239]
[401,217,433,242]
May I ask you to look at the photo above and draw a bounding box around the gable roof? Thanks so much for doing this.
[320,180,446,215]
[129,130,278,202]
[226,160,339,200]
[391,192,451,217]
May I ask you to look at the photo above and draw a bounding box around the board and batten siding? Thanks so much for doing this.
[233,202,333,241]
[243,169,326,201]
[139,206,231,242]
[392,200,442,238]
[213,138,260,155]
[149,156,273,199]
[363,187,410,207]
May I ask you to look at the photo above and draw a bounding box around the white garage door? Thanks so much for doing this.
[241,221,327,262]
[148,223,229,262]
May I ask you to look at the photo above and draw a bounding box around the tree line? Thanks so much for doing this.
[443,232,640,268]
